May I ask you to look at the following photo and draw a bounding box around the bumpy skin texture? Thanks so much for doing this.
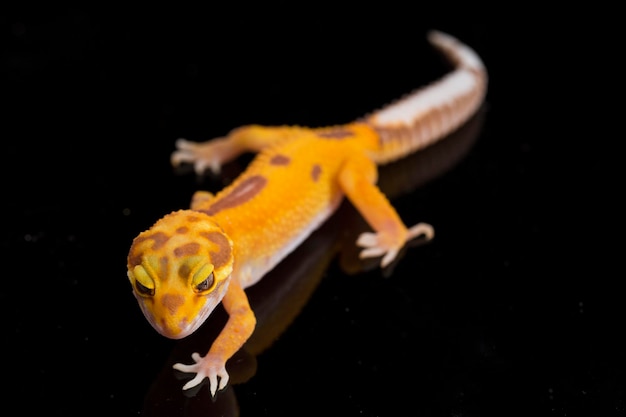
[127,31,487,396]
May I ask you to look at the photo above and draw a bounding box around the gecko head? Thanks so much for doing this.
[126,210,234,339]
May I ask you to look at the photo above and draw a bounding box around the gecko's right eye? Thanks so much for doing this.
[135,280,155,296]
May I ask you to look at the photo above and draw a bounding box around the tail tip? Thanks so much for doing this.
[427,30,485,73]
[427,30,456,48]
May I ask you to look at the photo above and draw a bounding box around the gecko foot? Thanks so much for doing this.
[356,222,434,268]
[171,137,236,175]
[173,352,229,396]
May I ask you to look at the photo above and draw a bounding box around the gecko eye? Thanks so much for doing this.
[135,280,155,296]
[132,265,155,296]
[195,272,214,292]
[192,263,215,293]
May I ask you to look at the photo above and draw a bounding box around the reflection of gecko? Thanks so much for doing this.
[127,31,487,395]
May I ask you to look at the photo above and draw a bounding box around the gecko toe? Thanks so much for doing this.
[380,249,399,268]
[175,138,197,150]
[359,246,386,259]
[194,160,209,175]
[182,372,207,390]
[407,222,435,241]
[357,232,379,247]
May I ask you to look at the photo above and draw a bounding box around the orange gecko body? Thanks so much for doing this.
[126,31,487,395]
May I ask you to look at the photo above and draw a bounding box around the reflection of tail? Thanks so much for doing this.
[364,31,487,164]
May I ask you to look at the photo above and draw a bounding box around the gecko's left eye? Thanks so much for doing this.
[195,272,214,292]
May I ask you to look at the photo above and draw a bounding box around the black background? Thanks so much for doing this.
[3,5,618,417]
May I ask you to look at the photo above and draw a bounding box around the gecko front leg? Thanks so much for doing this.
[171,125,309,174]
[173,278,256,396]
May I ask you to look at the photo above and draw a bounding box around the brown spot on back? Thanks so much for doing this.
[269,154,291,165]
[187,215,201,222]
[202,231,232,269]
[174,242,201,258]
[176,226,189,234]
[204,175,267,215]
[317,128,353,139]
[161,293,184,315]
[311,164,322,182]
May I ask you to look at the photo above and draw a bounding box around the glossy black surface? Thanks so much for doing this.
[4,6,618,416]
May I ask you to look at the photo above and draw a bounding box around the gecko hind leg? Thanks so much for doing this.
[339,152,435,269]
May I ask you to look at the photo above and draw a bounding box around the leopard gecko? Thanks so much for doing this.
[126,30,487,395]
